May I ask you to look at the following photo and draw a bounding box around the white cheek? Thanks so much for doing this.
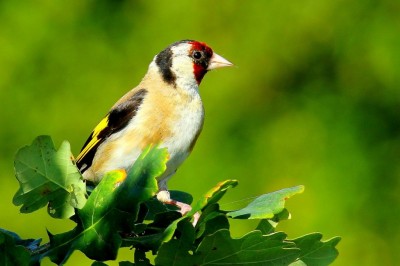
[169,44,198,89]
[171,58,198,89]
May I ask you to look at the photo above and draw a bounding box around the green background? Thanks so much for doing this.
[1,0,399,265]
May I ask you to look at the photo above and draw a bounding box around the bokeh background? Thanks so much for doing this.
[1,0,399,265]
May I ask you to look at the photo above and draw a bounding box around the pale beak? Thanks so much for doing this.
[207,52,234,70]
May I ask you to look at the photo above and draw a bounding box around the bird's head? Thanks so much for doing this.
[150,40,233,88]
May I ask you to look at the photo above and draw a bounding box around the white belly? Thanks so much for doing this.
[158,99,204,189]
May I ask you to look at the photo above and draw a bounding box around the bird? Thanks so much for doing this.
[75,40,233,215]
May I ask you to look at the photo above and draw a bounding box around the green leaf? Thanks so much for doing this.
[40,146,167,264]
[259,208,292,230]
[194,230,300,265]
[156,229,300,266]
[255,219,275,235]
[119,261,136,266]
[290,233,341,266]
[0,230,31,266]
[227,185,304,219]
[289,260,307,266]
[155,220,195,266]
[13,135,86,218]
[92,261,109,266]
[190,179,238,215]
[44,170,129,264]
[0,228,42,252]
[124,211,184,252]
[159,180,237,244]
[125,180,239,252]
[195,204,229,242]
[134,248,152,266]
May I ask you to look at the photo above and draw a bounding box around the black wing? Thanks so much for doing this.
[76,88,148,173]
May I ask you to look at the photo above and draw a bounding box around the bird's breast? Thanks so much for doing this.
[160,93,204,179]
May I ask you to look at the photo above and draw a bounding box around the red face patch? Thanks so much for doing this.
[189,41,212,54]
[189,41,214,84]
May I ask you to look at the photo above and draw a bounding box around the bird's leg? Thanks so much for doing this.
[156,190,200,226]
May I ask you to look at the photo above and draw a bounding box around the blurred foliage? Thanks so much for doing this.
[0,0,399,265]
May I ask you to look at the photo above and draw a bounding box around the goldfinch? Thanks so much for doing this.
[76,40,232,212]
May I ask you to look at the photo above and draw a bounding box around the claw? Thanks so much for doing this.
[156,190,200,226]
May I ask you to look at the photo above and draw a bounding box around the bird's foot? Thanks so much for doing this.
[156,190,200,226]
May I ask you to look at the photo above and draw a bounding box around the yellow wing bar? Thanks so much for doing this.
[76,116,109,163]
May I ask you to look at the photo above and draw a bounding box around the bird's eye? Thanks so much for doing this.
[192,51,202,60]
